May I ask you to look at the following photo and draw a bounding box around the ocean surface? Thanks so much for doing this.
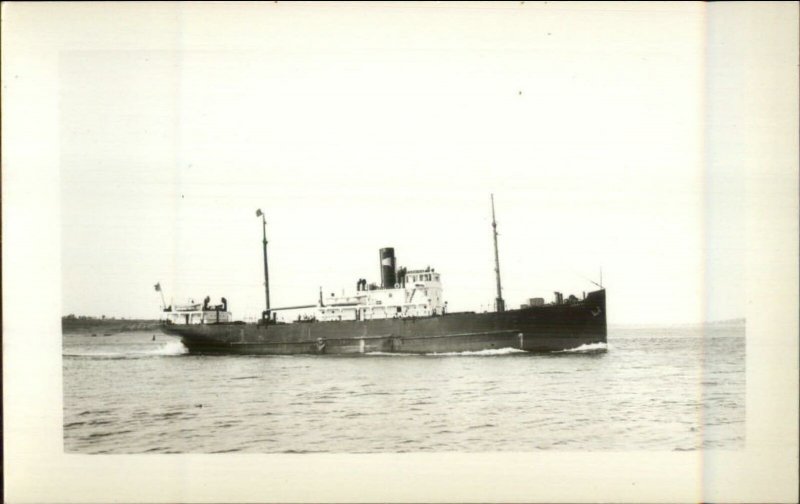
[63,324,745,453]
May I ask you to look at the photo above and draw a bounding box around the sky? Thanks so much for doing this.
[56,2,749,324]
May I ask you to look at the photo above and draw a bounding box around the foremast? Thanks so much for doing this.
[256,208,271,321]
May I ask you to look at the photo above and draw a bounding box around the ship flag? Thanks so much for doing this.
[154,282,161,292]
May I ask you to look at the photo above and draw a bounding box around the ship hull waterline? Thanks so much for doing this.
[161,290,606,355]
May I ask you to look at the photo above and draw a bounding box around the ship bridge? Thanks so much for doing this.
[316,249,445,322]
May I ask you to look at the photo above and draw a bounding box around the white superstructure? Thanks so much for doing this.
[164,298,232,325]
[316,267,445,321]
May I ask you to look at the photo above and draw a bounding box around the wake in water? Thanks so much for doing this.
[65,341,605,359]
[554,342,608,354]
[366,347,528,357]
[63,340,187,358]
[367,345,607,357]
[428,347,528,356]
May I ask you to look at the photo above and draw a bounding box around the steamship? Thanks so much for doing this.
[160,197,607,354]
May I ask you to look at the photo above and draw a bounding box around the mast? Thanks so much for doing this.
[491,194,505,312]
[256,209,271,319]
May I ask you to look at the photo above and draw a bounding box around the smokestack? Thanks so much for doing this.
[379,247,397,288]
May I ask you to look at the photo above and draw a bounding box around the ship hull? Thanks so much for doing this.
[162,290,606,355]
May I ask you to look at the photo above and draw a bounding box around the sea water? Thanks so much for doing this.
[62,324,745,453]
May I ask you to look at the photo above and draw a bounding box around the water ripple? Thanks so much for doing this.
[63,328,745,453]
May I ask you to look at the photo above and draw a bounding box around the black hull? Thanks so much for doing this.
[162,290,606,355]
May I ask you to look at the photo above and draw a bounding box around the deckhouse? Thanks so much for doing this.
[316,248,445,322]
[163,297,231,325]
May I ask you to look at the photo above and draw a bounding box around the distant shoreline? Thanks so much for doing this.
[608,318,746,330]
[62,318,161,334]
[61,316,745,334]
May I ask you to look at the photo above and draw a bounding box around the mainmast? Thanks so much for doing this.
[491,194,505,312]
[256,208,271,320]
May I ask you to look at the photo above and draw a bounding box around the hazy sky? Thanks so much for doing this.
[57,2,751,324]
